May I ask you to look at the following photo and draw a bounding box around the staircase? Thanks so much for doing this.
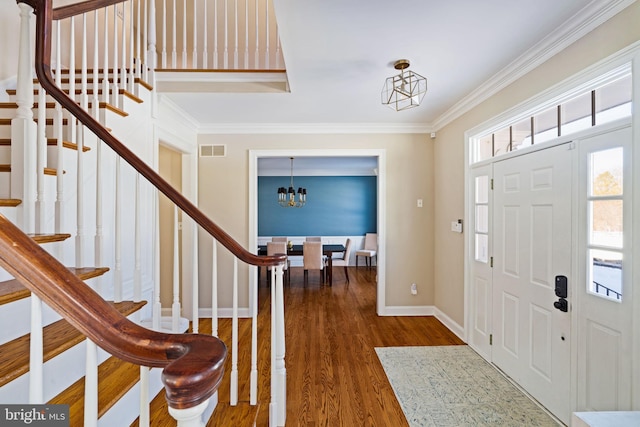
[0,0,287,425]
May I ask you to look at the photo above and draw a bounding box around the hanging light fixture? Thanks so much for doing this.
[381,59,427,111]
[277,157,306,208]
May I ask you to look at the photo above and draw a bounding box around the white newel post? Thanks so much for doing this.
[12,4,36,233]
[167,399,210,427]
[275,264,286,426]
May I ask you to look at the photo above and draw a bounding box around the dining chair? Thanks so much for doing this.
[303,241,324,286]
[355,233,377,268]
[305,236,322,242]
[331,238,352,284]
[267,241,289,286]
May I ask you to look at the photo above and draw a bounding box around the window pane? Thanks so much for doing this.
[475,175,489,204]
[588,249,622,301]
[493,127,511,156]
[533,106,558,144]
[476,205,488,233]
[595,74,632,126]
[512,118,531,151]
[590,200,623,248]
[561,91,592,135]
[590,147,623,196]
[475,135,493,162]
[475,234,489,263]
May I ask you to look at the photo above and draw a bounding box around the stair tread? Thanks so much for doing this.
[0,138,90,151]
[207,402,260,427]
[0,199,21,207]
[0,164,61,176]
[28,233,72,243]
[0,267,109,306]
[0,300,146,387]
[49,355,140,423]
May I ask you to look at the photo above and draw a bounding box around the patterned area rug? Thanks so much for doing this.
[375,346,560,426]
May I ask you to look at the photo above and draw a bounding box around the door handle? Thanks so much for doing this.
[554,275,568,312]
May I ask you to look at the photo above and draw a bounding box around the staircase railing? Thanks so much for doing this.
[8,0,287,425]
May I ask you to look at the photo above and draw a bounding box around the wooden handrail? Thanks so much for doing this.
[0,215,225,409]
[19,0,286,269]
[51,0,124,20]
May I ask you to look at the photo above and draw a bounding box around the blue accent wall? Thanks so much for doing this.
[258,176,377,236]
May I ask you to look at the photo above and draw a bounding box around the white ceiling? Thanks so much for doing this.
[159,0,620,133]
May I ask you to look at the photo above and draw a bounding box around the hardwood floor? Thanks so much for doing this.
[148,266,464,426]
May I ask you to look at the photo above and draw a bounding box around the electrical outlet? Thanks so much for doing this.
[411,283,417,295]
[417,199,423,208]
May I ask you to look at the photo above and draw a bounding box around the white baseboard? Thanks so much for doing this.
[433,307,466,342]
[380,305,435,316]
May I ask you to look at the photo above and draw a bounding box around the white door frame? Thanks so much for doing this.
[249,149,387,314]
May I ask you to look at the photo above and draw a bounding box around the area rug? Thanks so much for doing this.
[375,346,560,426]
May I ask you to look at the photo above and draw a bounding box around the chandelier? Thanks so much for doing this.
[277,157,306,208]
[381,59,427,111]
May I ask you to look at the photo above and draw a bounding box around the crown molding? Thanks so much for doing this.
[196,122,433,134]
[431,0,637,131]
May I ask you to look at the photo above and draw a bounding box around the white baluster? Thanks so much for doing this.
[121,1,128,98]
[12,4,36,233]
[92,10,100,118]
[213,0,218,68]
[244,0,248,69]
[275,26,281,69]
[103,6,110,104]
[29,295,43,403]
[233,0,238,69]
[172,205,181,332]
[202,0,208,68]
[182,0,187,67]
[161,0,167,68]
[94,139,103,294]
[75,124,84,268]
[139,367,150,427]
[114,157,122,302]
[148,0,157,75]
[134,175,142,302]
[253,0,259,68]
[250,261,258,404]
[223,0,228,69]
[191,219,199,333]
[35,85,46,234]
[230,256,238,405]
[54,19,64,235]
[171,0,177,68]
[264,0,270,69]
[84,340,98,427]
[129,0,135,92]
[153,189,162,330]
[168,399,210,427]
[81,12,89,111]
[211,239,218,337]
[143,0,149,81]
[269,266,277,425]
[136,0,142,80]
[275,264,287,425]
[112,5,120,107]
[192,0,197,68]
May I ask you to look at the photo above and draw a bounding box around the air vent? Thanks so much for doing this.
[200,144,226,157]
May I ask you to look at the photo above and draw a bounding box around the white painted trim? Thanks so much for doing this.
[248,149,387,315]
[433,307,466,343]
[380,305,435,316]
[631,49,640,411]
[198,122,433,135]
[432,0,637,131]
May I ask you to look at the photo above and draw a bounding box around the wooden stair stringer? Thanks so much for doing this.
[0,300,146,388]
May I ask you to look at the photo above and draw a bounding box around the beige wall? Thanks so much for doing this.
[433,2,640,327]
[197,133,434,310]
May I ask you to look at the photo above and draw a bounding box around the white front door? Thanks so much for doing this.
[575,126,633,412]
[492,143,573,424]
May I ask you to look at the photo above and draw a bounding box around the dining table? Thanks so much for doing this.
[257,243,346,286]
